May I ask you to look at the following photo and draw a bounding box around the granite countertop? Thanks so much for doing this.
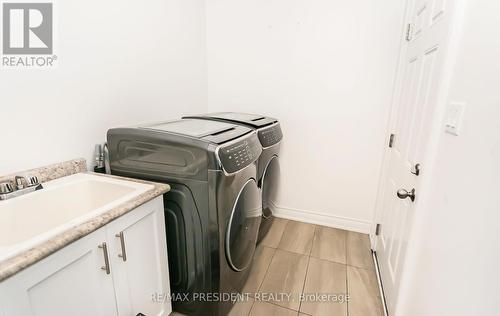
[0,159,170,282]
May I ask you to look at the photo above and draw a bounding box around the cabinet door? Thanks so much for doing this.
[106,197,171,316]
[0,227,117,316]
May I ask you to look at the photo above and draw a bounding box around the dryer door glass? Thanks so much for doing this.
[262,156,280,218]
[226,179,262,272]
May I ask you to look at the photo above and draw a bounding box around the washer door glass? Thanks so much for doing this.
[226,179,262,272]
[262,156,280,218]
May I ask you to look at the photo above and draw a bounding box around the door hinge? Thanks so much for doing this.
[405,23,413,42]
[375,224,381,236]
[388,134,395,148]
[411,163,421,176]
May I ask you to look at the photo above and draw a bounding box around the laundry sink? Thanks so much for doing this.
[0,173,153,261]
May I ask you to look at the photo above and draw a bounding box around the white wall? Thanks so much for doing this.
[396,0,500,314]
[0,0,207,175]
[206,0,406,231]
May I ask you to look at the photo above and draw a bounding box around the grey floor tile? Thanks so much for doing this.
[300,257,347,316]
[249,302,298,316]
[346,231,374,270]
[311,226,347,264]
[229,296,254,316]
[243,246,276,293]
[260,217,288,248]
[347,266,384,316]
[278,221,315,255]
[259,249,309,310]
[174,225,383,316]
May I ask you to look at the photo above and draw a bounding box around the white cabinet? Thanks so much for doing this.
[0,196,171,316]
[0,227,118,316]
[107,197,171,316]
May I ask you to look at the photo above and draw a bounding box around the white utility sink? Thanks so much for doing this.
[0,173,153,261]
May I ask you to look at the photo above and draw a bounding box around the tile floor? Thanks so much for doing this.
[172,218,384,316]
[230,218,384,316]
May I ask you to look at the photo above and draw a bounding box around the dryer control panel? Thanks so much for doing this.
[218,133,262,174]
[258,123,283,148]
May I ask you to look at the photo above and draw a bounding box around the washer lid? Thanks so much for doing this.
[140,119,252,144]
[196,112,278,128]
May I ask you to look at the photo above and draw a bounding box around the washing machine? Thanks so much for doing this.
[183,113,282,243]
[107,119,263,316]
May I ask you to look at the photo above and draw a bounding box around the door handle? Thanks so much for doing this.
[98,242,111,274]
[397,188,416,202]
[115,231,127,262]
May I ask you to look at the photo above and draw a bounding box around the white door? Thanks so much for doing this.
[0,227,117,316]
[106,198,171,316]
[375,0,459,313]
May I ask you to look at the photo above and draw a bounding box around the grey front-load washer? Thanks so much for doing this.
[183,113,282,243]
[107,119,263,316]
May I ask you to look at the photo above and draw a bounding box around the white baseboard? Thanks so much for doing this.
[270,202,371,234]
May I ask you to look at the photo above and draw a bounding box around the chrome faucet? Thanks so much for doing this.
[0,175,43,201]
[15,175,27,190]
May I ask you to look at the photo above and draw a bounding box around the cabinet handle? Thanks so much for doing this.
[98,242,111,274]
[115,231,127,262]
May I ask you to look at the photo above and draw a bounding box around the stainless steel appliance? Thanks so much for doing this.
[107,119,263,315]
[183,113,282,243]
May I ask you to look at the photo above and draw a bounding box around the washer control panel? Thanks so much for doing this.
[258,123,283,148]
[218,133,262,174]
